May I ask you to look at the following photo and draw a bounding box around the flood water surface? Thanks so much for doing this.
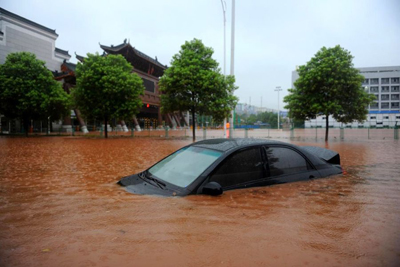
[0,137,399,267]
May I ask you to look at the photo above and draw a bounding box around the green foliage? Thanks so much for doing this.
[159,39,238,140]
[0,52,71,124]
[284,45,375,140]
[237,111,279,128]
[72,53,144,137]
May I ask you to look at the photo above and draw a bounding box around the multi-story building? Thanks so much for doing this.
[291,66,400,127]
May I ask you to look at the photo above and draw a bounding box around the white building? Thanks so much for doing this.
[0,7,70,70]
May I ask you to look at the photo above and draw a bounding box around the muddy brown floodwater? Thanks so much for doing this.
[0,137,399,267]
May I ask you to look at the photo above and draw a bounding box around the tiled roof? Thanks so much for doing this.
[55,47,70,57]
[100,41,166,69]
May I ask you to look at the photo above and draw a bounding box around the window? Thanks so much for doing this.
[392,102,399,108]
[265,147,308,177]
[381,78,390,84]
[383,116,389,119]
[381,86,389,92]
[142,78,155,93]
[381,103,389,109]
[391,77,400,84]
[370,102,379,109]
[381,94,389,100]
[391,86,399,92]
[370,116,376,120]
[362,79,369,84]
[391,94,399,100]
[209,147,264,188]
[370,78,379,84]
[374,94,379,100]
[370,86,379,92]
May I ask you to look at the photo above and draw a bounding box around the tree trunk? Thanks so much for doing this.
[104,115,108,139]
[325,114,329,142]
[192,108,196,142]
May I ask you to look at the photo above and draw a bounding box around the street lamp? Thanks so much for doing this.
[229,0,235,138]
[220,0,227,138]
[275,86,282,130]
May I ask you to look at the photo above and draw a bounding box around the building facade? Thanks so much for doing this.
[291,66,400,128]
[0,8,70,70]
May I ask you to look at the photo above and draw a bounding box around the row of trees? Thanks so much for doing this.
[236,112,281,128]
[0,42,374,141]
[0,39,238,140]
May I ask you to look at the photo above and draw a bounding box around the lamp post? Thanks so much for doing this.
[220,0,227,138]
[229,0,235,138]
[275,86,282,130]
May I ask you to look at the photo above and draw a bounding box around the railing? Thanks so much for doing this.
[1,124,399,141]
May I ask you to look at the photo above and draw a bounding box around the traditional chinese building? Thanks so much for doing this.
[100,40,187,130]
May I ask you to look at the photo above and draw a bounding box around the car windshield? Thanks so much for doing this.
[148,146,223,188]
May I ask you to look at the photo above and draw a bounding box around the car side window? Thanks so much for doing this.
[209,147,264,188]
[265,146,308,177]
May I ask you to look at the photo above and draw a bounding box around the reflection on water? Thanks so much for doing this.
[0,137,399,267]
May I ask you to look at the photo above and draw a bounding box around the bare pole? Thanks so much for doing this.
[229,0,235,137]
[221,0,227,138]
[275,86,282,130]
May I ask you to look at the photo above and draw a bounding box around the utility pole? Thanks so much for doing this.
[275,86,282,130]
[220,0,227,138]
[229,0,235,138]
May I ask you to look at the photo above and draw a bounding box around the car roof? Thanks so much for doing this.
[192,138,289,152]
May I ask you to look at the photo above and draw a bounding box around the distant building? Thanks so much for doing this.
[291,66,400,127]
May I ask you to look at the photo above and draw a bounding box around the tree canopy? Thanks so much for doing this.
[237,111,280,128]
[283,45,375,141]
[72,53,144,138]
[0,52,71,134]
[159,38,238,141]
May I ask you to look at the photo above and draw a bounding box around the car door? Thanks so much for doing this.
[263,145,319,185]
[207,146,267,191]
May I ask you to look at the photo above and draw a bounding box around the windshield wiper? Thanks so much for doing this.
[138,171,166,189]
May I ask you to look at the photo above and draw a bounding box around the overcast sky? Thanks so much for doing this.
[2,0,400,110]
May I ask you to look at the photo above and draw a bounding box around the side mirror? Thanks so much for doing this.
[202,182,223,196]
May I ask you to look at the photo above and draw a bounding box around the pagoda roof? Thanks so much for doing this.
[75,53,85,62]
[0,7,58,36]
[55,47,71,57]
[100,40,167,77]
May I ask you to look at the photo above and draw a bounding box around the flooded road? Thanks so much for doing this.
[0,137,399,267]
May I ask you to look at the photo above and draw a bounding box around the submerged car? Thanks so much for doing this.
[118,138,342,196]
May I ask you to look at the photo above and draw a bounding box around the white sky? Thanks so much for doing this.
[1,0,400,110]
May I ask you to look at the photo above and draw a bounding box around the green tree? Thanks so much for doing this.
[284,45,375,141]
[159,39,238,141]
[257,111,279,128]
[72,53,144,138]
[0,52,71,135]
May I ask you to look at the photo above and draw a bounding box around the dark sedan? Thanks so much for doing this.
[118,138,342,196]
